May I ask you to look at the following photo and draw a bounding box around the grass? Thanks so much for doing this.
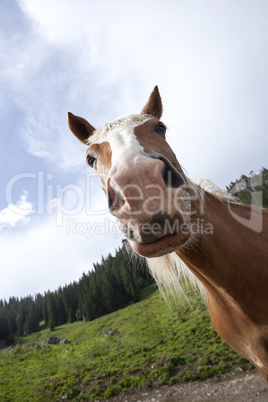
[0,286,251,400]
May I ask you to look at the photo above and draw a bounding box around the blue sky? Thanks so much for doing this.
[1,0,268,300]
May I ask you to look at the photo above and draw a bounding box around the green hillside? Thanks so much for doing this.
[0,242,152,342]
[0,286,251,401]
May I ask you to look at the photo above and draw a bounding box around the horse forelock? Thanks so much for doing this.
[87,114,152,145]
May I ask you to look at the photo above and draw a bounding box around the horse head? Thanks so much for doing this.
[68,87,192,257]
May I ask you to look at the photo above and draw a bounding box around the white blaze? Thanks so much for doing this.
[93,118,151,176]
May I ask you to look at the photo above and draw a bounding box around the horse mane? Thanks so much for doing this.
[146,179,237,303]
[146,252,206,303]
[196,178,238,203]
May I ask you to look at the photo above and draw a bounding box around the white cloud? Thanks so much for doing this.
[0,191,34,230]
[0,190,122,299]
[0,169,124,299]
[13,0,268,186]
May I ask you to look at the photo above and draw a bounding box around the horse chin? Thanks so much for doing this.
[129,232,191,258]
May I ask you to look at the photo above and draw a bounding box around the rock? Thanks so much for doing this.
[102,329,119,337]
[35,345,42,351]
[42,336,71,345]
[59,339,71,345]
[109,329,119,336]
[43,336,61,345]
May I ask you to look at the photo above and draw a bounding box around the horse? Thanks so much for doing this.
[68,86,268,382]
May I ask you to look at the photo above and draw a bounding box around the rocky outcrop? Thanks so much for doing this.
[102,329,119,337]
[42,336,71,345]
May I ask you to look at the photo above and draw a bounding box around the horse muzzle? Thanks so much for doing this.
[106,152,192,255]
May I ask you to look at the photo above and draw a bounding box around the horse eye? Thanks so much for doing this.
[155,123,166,137]
[87,155,97,168]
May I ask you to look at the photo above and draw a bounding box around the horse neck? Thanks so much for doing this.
[176,190,268,318]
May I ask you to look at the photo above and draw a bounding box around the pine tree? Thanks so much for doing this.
[42,294,49,326]
[57,289,68,325]
[16,306,24,337]
[25,303,39,335]
[47,292,58,328]
[0,311,14,345]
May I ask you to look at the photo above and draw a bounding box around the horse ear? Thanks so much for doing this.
[68,112,96,144]
[141,86,163,119]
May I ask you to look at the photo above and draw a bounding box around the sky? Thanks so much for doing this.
[0,0,268,300]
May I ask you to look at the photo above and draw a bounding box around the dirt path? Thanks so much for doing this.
[109,368,268,401]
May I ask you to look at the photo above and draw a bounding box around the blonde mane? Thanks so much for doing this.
[197,178,238,203]
[146,252,206,303]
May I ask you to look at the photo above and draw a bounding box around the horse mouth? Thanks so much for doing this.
[129,231,191,258]
[117,211,187,242]
[116,211,191,257]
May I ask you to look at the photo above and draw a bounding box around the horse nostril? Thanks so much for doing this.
[140,150,185,189]
[107,185,125,215]
[152,210,169,226]
[160,157,185,188]
[107,189,115,213]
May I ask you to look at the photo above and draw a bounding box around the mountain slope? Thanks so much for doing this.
[0,286,251,400]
